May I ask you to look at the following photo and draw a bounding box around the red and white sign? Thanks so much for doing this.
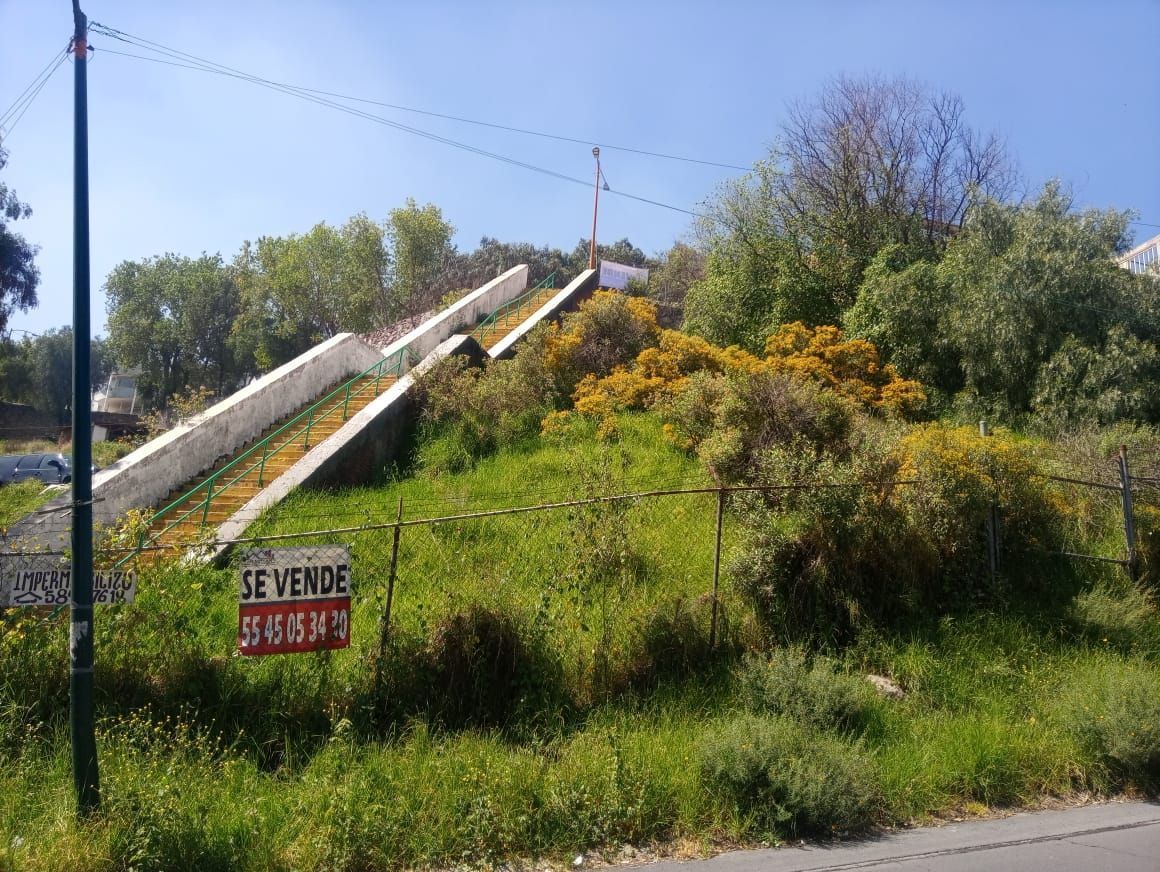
[237,545,351,656]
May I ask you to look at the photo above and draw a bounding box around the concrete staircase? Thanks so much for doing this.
[118,271,578,563]
[471,281,561,351]
[143,370,398,554]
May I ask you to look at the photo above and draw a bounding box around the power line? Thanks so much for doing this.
[0,45,70,139]
[88,24,707,219]
[87,23,748,172]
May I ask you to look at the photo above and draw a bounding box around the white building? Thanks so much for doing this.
[1116,233,1160,274]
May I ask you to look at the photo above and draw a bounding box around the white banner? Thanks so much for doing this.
[599,261,650,291]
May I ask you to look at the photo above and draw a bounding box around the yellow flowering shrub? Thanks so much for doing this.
[894,423,1060,578]
[542,291,661,394]
[764,322,926,416]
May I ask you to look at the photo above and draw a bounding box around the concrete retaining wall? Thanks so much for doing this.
[381,265,528,367]
[213,334,488,556]
[10,333,385,545]
[488,269,598,360]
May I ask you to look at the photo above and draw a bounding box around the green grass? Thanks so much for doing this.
[1,412,1158,870]
[0,441,137,533]
[0,479,53,530]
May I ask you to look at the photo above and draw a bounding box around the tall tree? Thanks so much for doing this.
[385,199,455,318]
[105,253,243,407]
[687,75,1015,346]
[0,146,39,332]
[232,214,389,371]
[846,182,1160,423]
[647,242,706,328]
[0,328,111,423]
[439,237,576,294]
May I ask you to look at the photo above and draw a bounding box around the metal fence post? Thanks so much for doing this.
[710,487,724,650]
[372,498,404,707]
[382,498,403,646]
[980,420,999,583]
[1118,445,1139,580]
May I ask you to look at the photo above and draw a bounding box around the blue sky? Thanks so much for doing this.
[2,0,1158,337]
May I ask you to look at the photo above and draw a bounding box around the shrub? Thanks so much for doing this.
[699,714,880,837]
[561,323,919,444]
[621,595,737,690]
[894,423,1062,596]
[765,322,927,416]
[1069,578,1160,658]
[416,339,558,471]
[737,649,882,735]
[1052,660,1160,789]
[729,443,922,645]
[663,369,855,482]
[544,291,661,394]
[420,606,566,730]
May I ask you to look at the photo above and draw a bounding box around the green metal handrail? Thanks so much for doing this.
[470,272,557,348]
[133,347,407,555]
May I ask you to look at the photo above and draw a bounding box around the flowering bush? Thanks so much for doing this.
[552,322,923,443]
[765,322,926,415]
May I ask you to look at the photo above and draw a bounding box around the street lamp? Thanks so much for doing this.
[588,146,601,271]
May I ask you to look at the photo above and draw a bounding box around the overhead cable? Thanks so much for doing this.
[88,23,747,171]
[88,24,707,219]
[0,45,70,139]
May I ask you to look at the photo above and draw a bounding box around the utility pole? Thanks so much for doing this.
[588,146,601,270]
[70,0,100,816]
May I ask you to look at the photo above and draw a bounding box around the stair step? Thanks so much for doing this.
[143,360,408,551]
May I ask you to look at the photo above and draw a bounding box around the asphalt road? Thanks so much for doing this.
[647,802,1159,871]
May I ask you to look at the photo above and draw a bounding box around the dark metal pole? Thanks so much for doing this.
[372,498,403,710]
[383,497,403,639]
[1118,445,1138,581]
[70,0,100,816]
[709,487,724,650]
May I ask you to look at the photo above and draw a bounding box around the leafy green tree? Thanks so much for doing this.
[105,253,243,407]
[938,182,1154,417]
[0,146,39,332]
[571,237,653,270]
[440,237,576,293]
[0,328,111,423]
[844,245,959,398]
[846,182,1160,425]
[646,242,705,328]
[385,200,455,318]
[687,75,1013,346]
[1031,327,1160,428]
[232,214,388,371]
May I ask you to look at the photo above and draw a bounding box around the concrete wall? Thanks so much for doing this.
[381,265,528,367]
[10,333,385,545]
[213,334,488,556]
[488,269,598,360]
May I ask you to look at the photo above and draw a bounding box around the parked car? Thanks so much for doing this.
[0,453,74,486]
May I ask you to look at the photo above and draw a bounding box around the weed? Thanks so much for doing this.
[1050,659,1160,790]
[737,648,883,735]
[699,713,880,837]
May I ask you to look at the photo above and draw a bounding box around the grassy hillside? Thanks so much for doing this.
[1,409,1158,870]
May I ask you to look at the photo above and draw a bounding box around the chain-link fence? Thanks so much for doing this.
[1,441,1154,702]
